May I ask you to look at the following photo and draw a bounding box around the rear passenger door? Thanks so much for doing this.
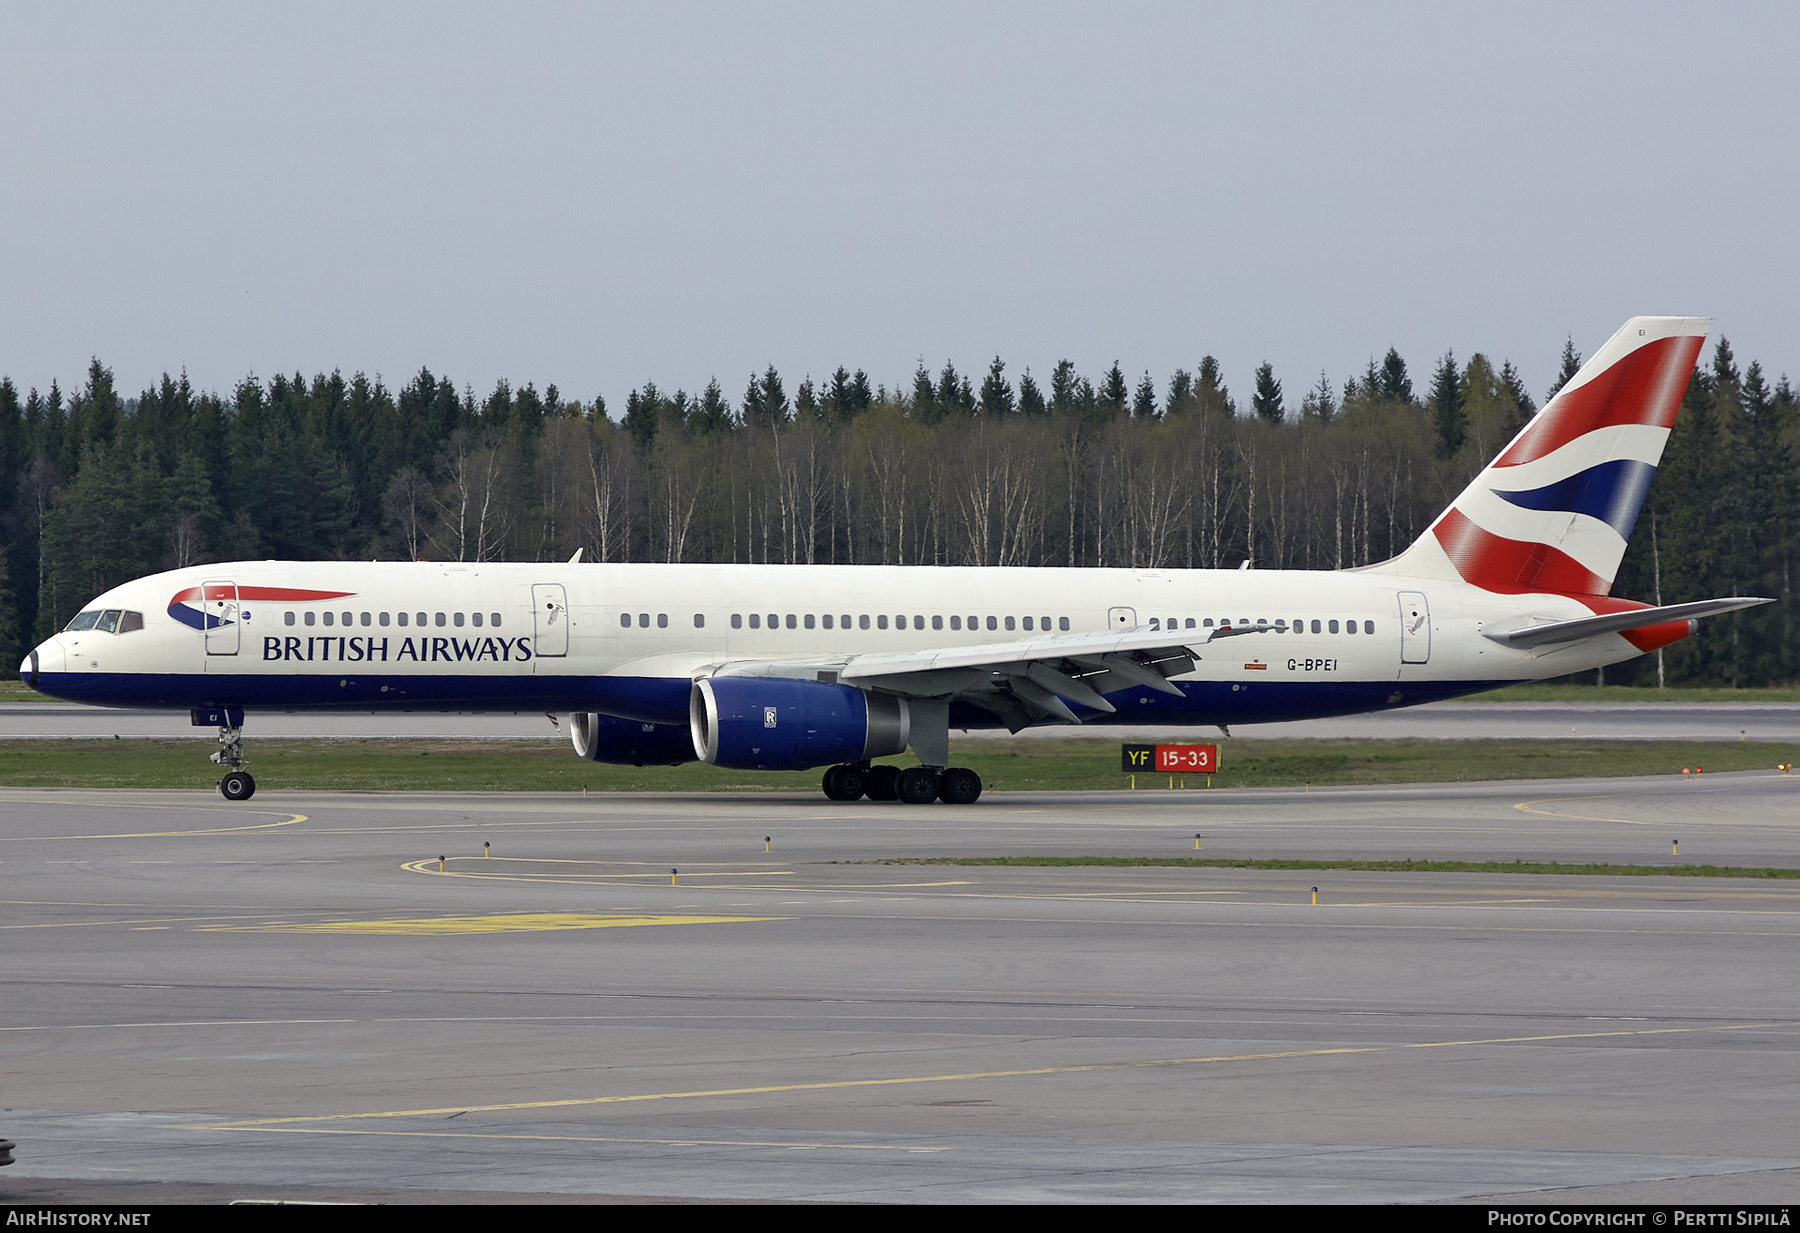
[1398,591,1430,664]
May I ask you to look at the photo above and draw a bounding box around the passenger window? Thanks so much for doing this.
[362,612,373,627]
[1346,618,1357,635]
[1329,620,1340,633]
[749,613,760,629]
[859,615,870,630]
[639,612,650,627]
[621,613,632,628]
[732,614,742,629]
[453,612,464,627]
[1004,616,1015,631]
[1203,618,1213,627]
[435,612,447,627]
[987,616,997,630]
[341,611,351,626]
[284,611,295,627]
[822,614,832,629]
[951,615,961,630]
[1059,617,1070,631]
[694,614,705,628]
[1311,619,1321,633]
[471,612,482,627]
[416,612,426,627]
[657,613,668,628]
[1365,620,1375,634]
[932,615,943,630]
[380,612,390,626]
[805,614,815,629]
[913,615,923,630]
[397,612,408,626]
[1148,618,1159,630]
[1023,616,1034,631]
[305,612,316,627]
[1184,618,1195,629]
[491,613,501,627]
[327,611,339,627]
[878,615,888,630]
[841,615,851,628]
[786,614,797,629]
[767,613,777,628]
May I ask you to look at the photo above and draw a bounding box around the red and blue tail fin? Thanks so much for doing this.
[1388,316,1708,595]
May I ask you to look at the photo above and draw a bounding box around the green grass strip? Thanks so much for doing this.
[867,856,1800,879]
[0,735,1792,792]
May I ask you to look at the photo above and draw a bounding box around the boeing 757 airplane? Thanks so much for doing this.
[19,317,1770,802]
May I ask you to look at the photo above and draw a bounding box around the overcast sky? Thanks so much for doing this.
[3,2,1795,414]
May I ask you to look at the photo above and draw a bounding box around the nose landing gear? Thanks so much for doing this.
[193,707,254,800]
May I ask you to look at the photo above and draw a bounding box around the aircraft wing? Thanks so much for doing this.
[1483,597,1773,648]
[704,624,1258,731]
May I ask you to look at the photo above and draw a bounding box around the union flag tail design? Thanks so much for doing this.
[1390,316,1708,595]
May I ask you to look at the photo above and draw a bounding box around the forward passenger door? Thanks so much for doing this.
[532,584,569,657]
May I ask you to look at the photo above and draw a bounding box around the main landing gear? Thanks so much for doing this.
[821,763,982,805]
[194,707,255,800]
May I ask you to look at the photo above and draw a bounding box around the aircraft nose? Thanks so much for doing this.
[22,640,63,691]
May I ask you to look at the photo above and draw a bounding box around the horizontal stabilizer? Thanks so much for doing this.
[1484,597,1772,648]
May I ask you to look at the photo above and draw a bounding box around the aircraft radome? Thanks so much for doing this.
[20,317,1770,803]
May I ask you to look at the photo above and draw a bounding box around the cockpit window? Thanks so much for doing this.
[62,609,143,634]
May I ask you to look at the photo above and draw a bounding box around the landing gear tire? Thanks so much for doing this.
[938,767,982,805]
[220,771,256,801]
[822,764,868,801]
[866,764,900,801]
[897,766,942,805]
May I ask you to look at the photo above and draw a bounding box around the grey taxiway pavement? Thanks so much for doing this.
[4,774,1800,1204]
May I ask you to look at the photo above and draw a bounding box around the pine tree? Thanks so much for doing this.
[1132,371,1157,419]
[1194,357,1233,418]
[1018,369,1047,418]
[1499,360,1536,420]
[936,362,974,415]
[1165,369,1193,414]
[1100,363,1128,415]
[1300,370,1336,423]
[910,364,938,423]
[1379,348,1412,403]
[1547,337,1581,402]
[1429,350,1465,457]
[979,357,1015,417]
[1251,362,1284,424]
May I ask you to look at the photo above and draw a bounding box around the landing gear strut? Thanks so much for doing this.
[819,763,982,805]
[212,726,255,800]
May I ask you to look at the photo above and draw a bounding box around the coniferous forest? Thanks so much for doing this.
[0,338,1792,687]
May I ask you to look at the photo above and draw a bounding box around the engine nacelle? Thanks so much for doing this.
[567,712,695,766]
[690,677,910,771]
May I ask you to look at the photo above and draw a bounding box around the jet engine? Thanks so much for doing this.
[689,677,910,771]
[567,711,695,766]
